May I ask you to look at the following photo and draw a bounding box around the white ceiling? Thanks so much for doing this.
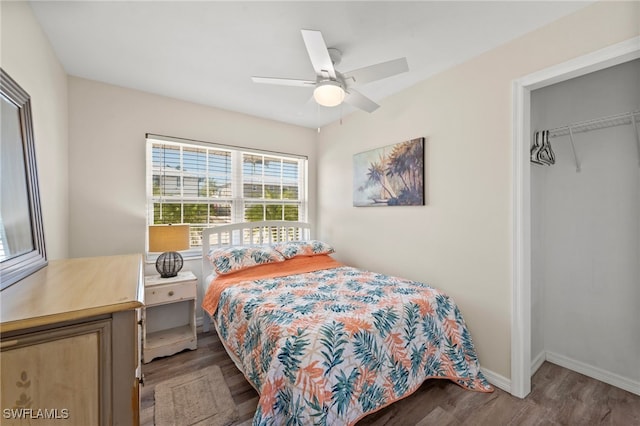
[30,1,592,129]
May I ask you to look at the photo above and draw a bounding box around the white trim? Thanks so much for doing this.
[517,37,640,90]
[531,351,546,376]
[481,367,511,394]
[511,36,640,398]
[545,351,640,397]
[146,133,309,160]
[511,78,532,399]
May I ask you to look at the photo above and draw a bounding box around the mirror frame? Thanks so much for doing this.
[1,68,47,290]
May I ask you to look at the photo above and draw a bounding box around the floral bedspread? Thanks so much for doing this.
[212,264,493,425]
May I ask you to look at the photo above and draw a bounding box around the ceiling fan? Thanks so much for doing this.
[251,29,409,113]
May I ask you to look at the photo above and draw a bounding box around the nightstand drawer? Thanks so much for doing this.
[145,280,196,306]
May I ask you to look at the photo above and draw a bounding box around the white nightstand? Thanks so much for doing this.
[143,270,197,363]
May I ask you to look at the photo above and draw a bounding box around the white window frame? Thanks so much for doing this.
[145,134,308,257]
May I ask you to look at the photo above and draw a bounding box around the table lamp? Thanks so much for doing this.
[148,224,190,278]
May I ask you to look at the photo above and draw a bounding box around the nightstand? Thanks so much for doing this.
[143,270,197,363]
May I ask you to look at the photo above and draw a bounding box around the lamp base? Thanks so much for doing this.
[156,251,184,278]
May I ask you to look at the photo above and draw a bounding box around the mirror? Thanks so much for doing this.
[1,68,47,290]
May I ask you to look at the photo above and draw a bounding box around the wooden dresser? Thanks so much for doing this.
[0,254,144,425]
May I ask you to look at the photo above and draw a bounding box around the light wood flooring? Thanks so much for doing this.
[141,330,640,425]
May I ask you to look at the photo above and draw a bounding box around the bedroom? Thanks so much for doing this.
[1,1,639,425]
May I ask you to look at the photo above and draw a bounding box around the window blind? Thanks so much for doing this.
[146,136,307,249]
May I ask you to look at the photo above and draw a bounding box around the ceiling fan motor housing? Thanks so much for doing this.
[327,48,342,66]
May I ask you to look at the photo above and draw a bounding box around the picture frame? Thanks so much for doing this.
[353,137,425,207]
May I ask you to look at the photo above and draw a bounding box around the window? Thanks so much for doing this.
[146,135,307,250]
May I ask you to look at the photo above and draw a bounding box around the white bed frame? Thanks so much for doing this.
[201,220,312,331]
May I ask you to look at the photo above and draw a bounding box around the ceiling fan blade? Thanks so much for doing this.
[343,58,409,86]
[344,89,379,113]
[301,29,336,79]
[251,76,316,87]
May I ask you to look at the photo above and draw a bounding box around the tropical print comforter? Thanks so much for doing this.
[205,256,493,425]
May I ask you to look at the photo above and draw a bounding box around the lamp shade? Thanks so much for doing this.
[148,224,190,252]
[313,80,345,107]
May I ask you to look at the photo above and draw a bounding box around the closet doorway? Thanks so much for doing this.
[511,36,640,399]
[530,59,639,393]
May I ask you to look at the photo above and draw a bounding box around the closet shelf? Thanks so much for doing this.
[545,110,640,171]
[548,110,640,138]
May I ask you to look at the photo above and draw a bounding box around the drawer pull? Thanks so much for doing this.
[168,291,174,297]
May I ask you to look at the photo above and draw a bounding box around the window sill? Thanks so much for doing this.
[145,250,202,265]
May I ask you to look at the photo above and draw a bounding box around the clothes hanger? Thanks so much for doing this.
[539,130,555,165]
[530,131,545,165]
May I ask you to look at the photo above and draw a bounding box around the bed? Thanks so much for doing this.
[201,221,492,425]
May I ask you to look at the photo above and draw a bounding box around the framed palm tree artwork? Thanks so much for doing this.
[353,137,425,207]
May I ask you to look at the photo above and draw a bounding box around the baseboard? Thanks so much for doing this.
[480,367,511,393]
[531,351,546,375]
[545,351,640,396]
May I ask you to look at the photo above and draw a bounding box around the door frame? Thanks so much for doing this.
[510,36,640,398]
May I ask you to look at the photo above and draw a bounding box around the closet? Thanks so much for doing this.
[530,59,640,395]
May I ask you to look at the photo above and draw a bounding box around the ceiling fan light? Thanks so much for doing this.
[313,80,345,107]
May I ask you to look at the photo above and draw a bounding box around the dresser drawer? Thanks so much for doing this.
[145,280,196,306]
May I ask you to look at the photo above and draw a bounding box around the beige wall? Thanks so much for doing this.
[6,0,639,385]
[317,1,640,380]
[1,1,69,259]
[68,77,316,259]
[68,78,317,320]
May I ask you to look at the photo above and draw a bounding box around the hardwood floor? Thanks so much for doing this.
[141,330,640,425]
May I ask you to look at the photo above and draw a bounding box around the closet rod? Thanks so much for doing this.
[547,110,640,139]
